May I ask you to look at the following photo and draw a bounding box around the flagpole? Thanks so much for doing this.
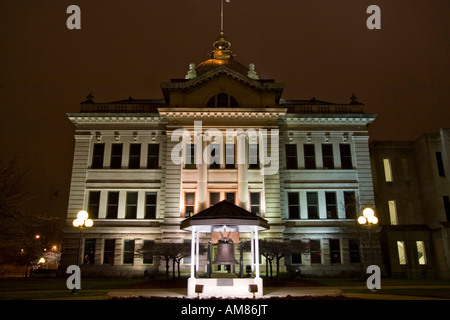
[221,0,224,33]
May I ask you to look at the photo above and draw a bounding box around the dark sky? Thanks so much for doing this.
[0,1,449,219]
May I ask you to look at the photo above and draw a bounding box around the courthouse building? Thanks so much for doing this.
[61,33,383,278]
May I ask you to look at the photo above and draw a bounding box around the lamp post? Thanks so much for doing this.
[357,208,378,266]
[72,210,93,293]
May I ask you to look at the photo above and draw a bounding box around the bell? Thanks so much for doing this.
[212,240,239,265]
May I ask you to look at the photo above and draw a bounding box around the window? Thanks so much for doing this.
[125,192,138,219]
[304,144,316,169]
[110,144,123,169]
[325,192,337,219]
[143,240,154,264]
[285,144,298,169]
[210,192,220,206]
[329,239,341,264]
[183,240,191,264]
[443,196,450,222]
[106,191,119,219]
[92,144,105,169]
[207,93,238,107]
[349,239,360,263]
[416,241,427,265]
[401,158,410,181]
[250,192,261,215]
[310,239,321,264]
[123,240,135,264]
[383,158,393,182]
[88,191,100,219]
[288,192,300,219]
[185,192,195,217]
[249,144,259,169]
[397,241,407,265]
[147,144,160,169]
[209,144,220,169]
[344,191,356,219]
[185,144,196,169]
[128,144,141,169]
[145,192,157,219]
[103,239,115,265]
[436,152,446,177]
[83,239,95,264]
[322,144,335,169]
[388,200,398,225]
[340,144,353,169]
[225,192,235,203]
[225,143,235,169]
[307,192,319,219]
[291,241,304,264]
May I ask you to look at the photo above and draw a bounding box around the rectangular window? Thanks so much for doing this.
[288,192,300,219]
[147,144,160,169]
[285,144,298,169]
[83,239,95,265]
[304,144,316,169]
[249,144,259,169]
[322,144,335,169]
[349,239,360,263]
[92,144,105,169]
[250,192,261,216]
[123,240,135,264]
[383,158,393,182]
[307,192,319,219]
[185,144,196,169]
[103,239,115,265]
[340,144,353,169]
[436,152,446,177]
[145,192,157,219]
[88,191,100,219]
[401,158,410,181]
[325,192,337,219]
[310,239,322,264]
[416,241,427,265]
[125,192,138,219]
[291,241,304,264]
[106,191,119,219]
[397,241,407,265]
[225,192,235,204]
[183,240,191,264]
[185,192,195,217]
[110,144,123,169]
[443,196,450,222]
[143,240,154,264]
[344,191,356,219]
[225,143,235,169]
[388,200,398,225]
[128,144,141,169]
[210,192,220,206]
[209,144,221,169]
[329,239,341,264]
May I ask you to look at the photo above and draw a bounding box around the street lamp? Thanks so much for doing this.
[72,210,93,293]
[358,207,378,266]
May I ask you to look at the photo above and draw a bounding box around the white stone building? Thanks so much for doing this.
[61,33,381,278]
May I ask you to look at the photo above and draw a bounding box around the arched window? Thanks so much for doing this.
[206,93,238,107]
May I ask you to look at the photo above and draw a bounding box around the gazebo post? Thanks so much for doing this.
[250,229,255,275]
[190,226,196,279]
[254,226,260,278]
[196,227,200,276]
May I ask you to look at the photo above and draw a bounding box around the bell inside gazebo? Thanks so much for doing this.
[212,239,239,265]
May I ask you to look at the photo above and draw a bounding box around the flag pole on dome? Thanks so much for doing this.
[221,0,231,33]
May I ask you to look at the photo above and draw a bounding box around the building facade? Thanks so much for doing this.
[60,33,382,278]
[371,129,450,279]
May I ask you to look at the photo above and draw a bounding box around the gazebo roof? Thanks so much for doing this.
[180,200,270,232]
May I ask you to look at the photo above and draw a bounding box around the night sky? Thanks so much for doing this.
[0,1,449,219]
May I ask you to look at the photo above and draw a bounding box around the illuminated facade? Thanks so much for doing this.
[61,33,382,278]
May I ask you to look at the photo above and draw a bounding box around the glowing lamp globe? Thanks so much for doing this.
[85,219,94,228]
[357,216,367,225]
[73,219,82,227]
[77,210,89,221]
[362,208,375,218]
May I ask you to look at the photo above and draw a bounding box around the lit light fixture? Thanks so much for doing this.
[38,257,45,264]
[358,208,378,226]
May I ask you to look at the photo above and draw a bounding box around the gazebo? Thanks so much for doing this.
[180,200,270,298]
